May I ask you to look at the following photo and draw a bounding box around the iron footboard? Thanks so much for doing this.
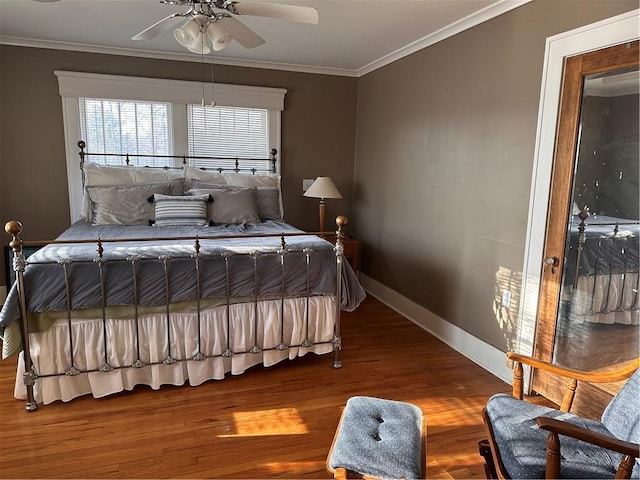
[5,217,348,412]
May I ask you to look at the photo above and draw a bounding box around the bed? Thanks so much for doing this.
[0,142,365,410]
[565,210,639,325]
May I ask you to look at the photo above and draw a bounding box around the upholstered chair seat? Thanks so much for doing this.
[480,354,640,479]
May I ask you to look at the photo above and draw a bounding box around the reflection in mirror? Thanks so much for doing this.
[573,67,639,220]
[554,65,639,373]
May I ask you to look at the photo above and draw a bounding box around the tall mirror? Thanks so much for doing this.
[554,66,639,372]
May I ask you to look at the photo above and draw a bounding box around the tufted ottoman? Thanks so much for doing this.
[326,396,425,480]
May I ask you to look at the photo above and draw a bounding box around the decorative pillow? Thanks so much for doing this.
[85,179,184,223]
[191,181,283,220]
[152,194,210,227]
[88,182,179,226]
[255,187,283,220]
[188,188,261,225]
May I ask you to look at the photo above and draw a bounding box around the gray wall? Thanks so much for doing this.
[353,0,638,352]
[1,0,637,355]
[0,46,358,287]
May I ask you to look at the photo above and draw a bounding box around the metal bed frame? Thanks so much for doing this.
[569,210,639,320]
[4,143,348,411]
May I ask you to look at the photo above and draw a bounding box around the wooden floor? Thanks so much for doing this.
[0,295,513,479]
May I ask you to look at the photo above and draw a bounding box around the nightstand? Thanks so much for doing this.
[326,236,360,274]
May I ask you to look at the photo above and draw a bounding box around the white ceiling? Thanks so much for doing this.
[0,0,529,77]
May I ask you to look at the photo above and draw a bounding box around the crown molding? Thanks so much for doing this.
[1,1,531,79]
[357,0,532,76]
[0,36,359,77]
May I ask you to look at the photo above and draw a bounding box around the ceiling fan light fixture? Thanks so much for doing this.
[174,18,201,49]
[187,31,211,55]
[206,23,232,51]
[135,1,319,53]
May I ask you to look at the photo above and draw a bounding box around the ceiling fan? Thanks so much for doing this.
[132,0,319,54]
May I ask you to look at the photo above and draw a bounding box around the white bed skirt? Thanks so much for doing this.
[570,273,639,325]
[15,296,336,405]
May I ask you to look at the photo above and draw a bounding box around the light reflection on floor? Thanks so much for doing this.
[218,407,309,437]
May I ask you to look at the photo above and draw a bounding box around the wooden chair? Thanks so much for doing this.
[479,353,640,479]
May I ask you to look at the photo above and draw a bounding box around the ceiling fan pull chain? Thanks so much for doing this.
[201,32,206,107]
[210,49,216,107]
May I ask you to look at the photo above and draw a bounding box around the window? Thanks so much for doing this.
[187,104,270,172]
[79,98,172,167]
[57,71,286,222]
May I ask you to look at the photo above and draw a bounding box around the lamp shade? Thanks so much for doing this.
[187,31,211,54]
[174,18,200,49]
[207,22,232,51]
[303,177,342,199]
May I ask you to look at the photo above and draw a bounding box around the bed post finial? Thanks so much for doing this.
[5,220,24,253]
[335,216,347,239]
[78,141,87,188]
[270,148,278,174]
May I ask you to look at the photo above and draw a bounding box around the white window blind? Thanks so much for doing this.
[187,105,271,172]
[79,98,172,167]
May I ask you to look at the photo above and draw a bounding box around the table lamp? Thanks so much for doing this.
[303,176,343,233]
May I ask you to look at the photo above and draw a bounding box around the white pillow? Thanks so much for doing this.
[133,167,183,184]
[222,172,280,188]
[184,165,226,186]
[83,162,135,187]
[83,162,183,186]
[572,202,581,215]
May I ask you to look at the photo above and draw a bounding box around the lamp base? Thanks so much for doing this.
[319,200,326,236]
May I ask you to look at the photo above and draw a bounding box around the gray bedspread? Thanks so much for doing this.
[0,220,365,335]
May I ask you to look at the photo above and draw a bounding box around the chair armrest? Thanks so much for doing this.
[507,353,639,384]
[507,354,638,411]
[536,416,640,458]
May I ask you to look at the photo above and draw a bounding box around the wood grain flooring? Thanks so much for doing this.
[0,295,513,479]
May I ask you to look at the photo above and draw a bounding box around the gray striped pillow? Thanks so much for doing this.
[152,194,210,226]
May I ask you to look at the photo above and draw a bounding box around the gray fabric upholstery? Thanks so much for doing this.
[329,396,423,480]
[602,369,640,476]
[486,374,640,480]
[88,180,183,225]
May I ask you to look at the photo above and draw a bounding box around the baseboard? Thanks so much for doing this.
[359,274,514,385]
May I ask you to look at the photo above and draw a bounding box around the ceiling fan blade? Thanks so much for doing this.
[232,2,319,24]
[218,16,265,49]
[132,13,184,40]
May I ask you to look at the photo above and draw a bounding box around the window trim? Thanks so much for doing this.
[56,70,286,222]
